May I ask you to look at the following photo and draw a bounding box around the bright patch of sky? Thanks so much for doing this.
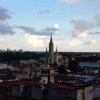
[0,0,100,52]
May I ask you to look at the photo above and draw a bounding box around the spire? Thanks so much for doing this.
[56,47,58,53]
[46,46,47,53]
[50,34,53,43]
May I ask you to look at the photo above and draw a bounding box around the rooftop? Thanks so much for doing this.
[48,82,92,90]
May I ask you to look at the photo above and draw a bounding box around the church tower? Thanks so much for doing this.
[48,34,54,65]
[45,46,48,63]
[54,47,58,65]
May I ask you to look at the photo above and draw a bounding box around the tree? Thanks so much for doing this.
[57,65,66,74]
[68,58,81,72]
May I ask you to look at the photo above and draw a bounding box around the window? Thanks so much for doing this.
[89,90,92,93]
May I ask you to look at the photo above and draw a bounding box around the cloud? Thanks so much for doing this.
[0,38,6,43]
[34,10,50,15]
[0,7,15,35]
[92,0,100,3]
[83,39,97,45]
[0,22,15,35]
[22,24,59,48]
[94,14,100,26]
[68,39,98,48]
[70,14,100,38]
[68,39,98,51]
[69,39,81,47]
[89,32,100,34]
[0,7,11,21]
[25,34,46,48]
[71,18,94,38]
[18,24,59,36]
[0,21,59,35]
[57,0,100,4]
[57,0,81,3]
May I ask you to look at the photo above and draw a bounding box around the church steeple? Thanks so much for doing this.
[46,34,59,65]
[50,34,53,44]
[49,34,54,53]
[56,47,58,53]
[49,34,54,65]
[45,46,48,64]
[54,46,58,65]
[46,46,47,53]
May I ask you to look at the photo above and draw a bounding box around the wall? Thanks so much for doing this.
[84,86,93,100]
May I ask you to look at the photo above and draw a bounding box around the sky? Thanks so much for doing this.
[0,0,100,52]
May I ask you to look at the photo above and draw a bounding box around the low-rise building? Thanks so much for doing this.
[47,82,93,100]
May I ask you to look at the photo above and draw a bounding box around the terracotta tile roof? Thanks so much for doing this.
[33,77,41,80]
[48,82,86,90]
[3,79,33,86]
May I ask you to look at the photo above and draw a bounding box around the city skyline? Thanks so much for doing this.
[0,0,100,52]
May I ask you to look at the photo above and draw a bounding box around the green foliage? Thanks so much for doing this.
[0,51,45,64]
